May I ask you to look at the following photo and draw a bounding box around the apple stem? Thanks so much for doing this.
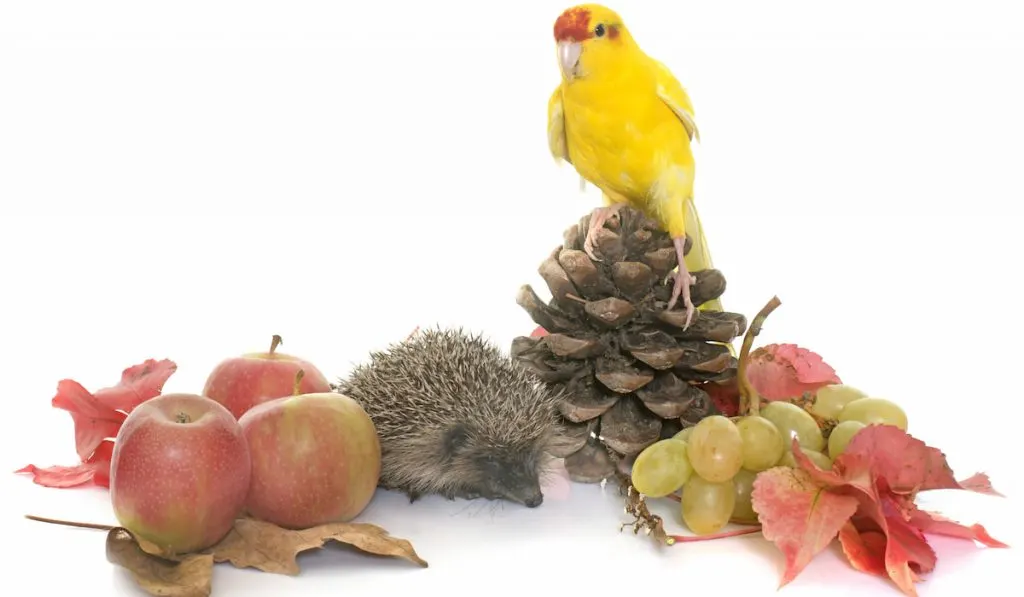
[175,412,191,424]
[737,296,782,417]
[666,526,762,545]
[25,514,115,532]
[270,334,283,355]
[293,369,305,396]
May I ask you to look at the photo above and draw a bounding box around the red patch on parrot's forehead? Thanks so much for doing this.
[554,7,592,42]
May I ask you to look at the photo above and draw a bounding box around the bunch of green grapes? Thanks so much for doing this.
[629,384,909,536]
[810,384,909,459]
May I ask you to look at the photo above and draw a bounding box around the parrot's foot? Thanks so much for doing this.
[583,203,625,261]
[666,236,697,329]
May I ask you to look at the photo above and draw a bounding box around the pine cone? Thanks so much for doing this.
[511,206,748,484]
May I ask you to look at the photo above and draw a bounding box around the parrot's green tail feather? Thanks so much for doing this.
[683,197,722,313]
[682,197,735,357]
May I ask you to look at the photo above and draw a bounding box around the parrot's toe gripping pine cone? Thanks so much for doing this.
[512,206,747,483]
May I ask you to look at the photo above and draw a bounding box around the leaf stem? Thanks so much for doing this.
[738,296,782,417]
[25,514,115,531]
[666,526,762,545]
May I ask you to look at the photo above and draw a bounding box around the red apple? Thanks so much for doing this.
[109,393,251,555]
[202,334,333,420]
[238,371,381,529]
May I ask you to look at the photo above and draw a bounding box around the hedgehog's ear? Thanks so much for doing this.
[442,424,470,459]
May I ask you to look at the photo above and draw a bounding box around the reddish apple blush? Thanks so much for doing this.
[109,393,251,555]
[203,334,333,420]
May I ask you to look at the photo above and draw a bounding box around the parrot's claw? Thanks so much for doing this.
[583,204,623,261]
[583,228,601,261]
[666,269,697,329]
[666,235,697,329]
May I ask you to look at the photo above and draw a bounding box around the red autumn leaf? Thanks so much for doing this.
[18,359,176,489]
[908,510,1008,548]
[16,439,115,488]
[50,359,177,461]
[50,379,126,462]
[750,466,860,587]
[949,472,1003,497]
[530,326,549,338]
[786,431,1007,597]
[745,343,841,401]
[836,424,1002,498]
[701,377,739,417]
[838,521,888,577]
[92,359,178,413]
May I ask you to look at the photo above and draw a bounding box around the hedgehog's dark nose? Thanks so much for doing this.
[524,494,543,508]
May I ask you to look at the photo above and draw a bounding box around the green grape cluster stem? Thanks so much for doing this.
[736,295,782,418]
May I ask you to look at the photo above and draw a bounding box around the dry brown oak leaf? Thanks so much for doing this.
[106,527,214,597]
[105,518,427,597]
[208,518,429,574]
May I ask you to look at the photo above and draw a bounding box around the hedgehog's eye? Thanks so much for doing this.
[594,24,606,38]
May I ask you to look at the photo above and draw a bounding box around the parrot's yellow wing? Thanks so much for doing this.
[652,60,700,143]
[549,85,589,191]
[547,86,570,163]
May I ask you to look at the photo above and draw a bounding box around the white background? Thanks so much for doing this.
[2,1,1022,595]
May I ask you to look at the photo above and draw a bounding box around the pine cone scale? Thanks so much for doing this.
[595,358,655,393]
[635,372,703,418]
[599,397,662,455]
[564,437,616,483]
[543,333,606,359]
[549,419,597,458]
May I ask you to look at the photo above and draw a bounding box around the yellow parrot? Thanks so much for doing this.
[547,3,721,330]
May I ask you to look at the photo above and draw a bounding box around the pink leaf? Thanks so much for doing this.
[745,343,841,401]
[750,466,860,587]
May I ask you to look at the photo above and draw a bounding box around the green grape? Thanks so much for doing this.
[780,447,832,470]
[681,475,736,535]
[674,427,694,442]
[630,439,694,497]
[761,401,825,453]
[838,397,908,430]
[828,420,867,459]
[730,468,759,524]
[686,415,743,482]
[735,415,785,472]
[809,384,868,420]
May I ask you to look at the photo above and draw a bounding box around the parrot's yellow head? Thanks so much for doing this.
[553,3,634,83]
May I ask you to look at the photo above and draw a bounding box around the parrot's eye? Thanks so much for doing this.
[594,24,606,37]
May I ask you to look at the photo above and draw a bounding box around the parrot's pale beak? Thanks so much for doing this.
[557,41,583,80]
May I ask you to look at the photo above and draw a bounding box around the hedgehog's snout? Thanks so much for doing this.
[495,465,545,508]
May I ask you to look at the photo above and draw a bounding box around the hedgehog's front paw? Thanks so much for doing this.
[405,490,422,503]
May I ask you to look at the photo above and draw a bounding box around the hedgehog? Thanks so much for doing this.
[333,327,564,508]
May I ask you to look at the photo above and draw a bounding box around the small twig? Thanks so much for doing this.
[666,526,762,545]
[789,392,837,435]
[25,514,115,531]
[564,293,588,304]
[738,296,782,417]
